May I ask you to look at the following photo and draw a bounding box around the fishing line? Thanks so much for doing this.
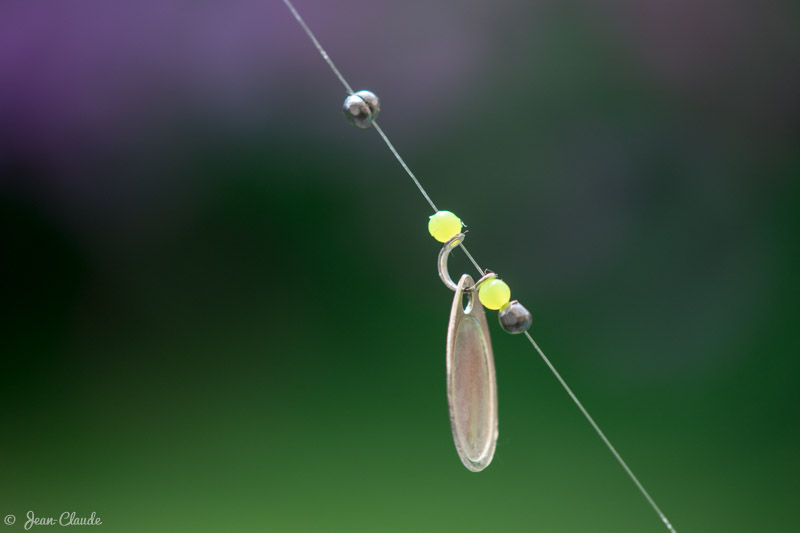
[281,1,677,531]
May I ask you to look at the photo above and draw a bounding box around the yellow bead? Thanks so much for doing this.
[428,210,463,243]
[478,279,511,310]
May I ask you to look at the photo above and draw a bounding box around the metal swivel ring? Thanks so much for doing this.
[437,233,497,293]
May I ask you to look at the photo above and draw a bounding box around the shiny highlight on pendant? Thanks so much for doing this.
[446,274,499,472]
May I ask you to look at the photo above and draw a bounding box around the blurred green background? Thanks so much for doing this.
[1,1,798,531]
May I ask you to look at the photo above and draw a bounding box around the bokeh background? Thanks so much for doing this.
[2,1,799,531]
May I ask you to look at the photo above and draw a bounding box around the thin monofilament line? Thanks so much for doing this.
[282,0,353,94]
[282,1,675,531]
[371,122,438,213]
[523,331,677,533]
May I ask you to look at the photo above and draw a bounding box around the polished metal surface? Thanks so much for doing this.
[438,233,497,293]
[437,233,466,292]
[342,90,380,128]
[498,300,533,334]
[446,274,498,472]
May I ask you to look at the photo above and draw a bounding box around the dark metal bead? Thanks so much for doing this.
[498,300,532,334]
[343,90,380,129]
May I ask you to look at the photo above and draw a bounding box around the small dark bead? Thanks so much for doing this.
[343,90,380,129]
[498,300,532,334]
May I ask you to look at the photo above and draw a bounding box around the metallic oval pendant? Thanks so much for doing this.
[447,274,499,472]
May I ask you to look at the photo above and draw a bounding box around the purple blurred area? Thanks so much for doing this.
[1,1,796,138]
[0,0,492,157]
[1,0,796,169]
